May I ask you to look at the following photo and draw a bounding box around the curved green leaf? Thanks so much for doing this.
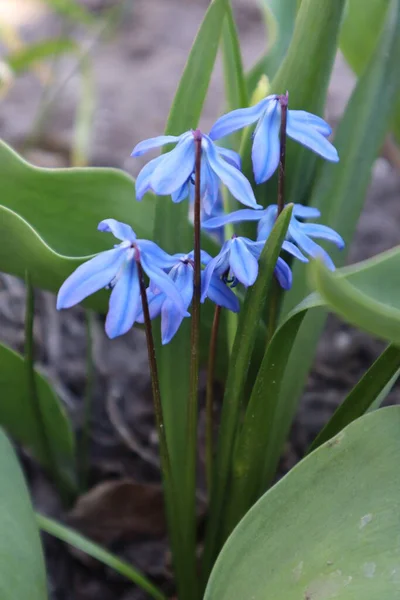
[0,342,76,493]
[0,430,47,600]
[7,39,78,73]
[37,514,165,600]
[205,407,400,600]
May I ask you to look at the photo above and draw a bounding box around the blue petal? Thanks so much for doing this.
[141,253,187,314]
[242,238,265,260]
[202,159,220,215]
[274,257,292,290]
[287,111,332,137]
[138,239,179,269]
[98,219,136,242]
[151,133,195,195]
[252,99,281,183]
[201,241,231,302]
[131,135,181,157]
[282,240,308,262]
[206,275,240,312]
[161,299,189,344]
[206,141,261,209]
[136,290,166,323]
[216,146,241,169]
[289,224,336,270]
[171,180,190,203]
[57,247,127,309]
[136,154,166,200]
[286,121,339,162]
[202,207,266,230]
[209,96,274,140]
[105,259,141,338]
[292,204,321,219]
[230,238,259,286]
[256,206,278,241]
[169,262,194,308]
[298,223,345,249]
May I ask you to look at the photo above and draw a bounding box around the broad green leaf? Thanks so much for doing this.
[246,0,298,94]
[309,344,400,453]
[339,0,389,75]
[202,205,293,581]
[6,39,78,73]
[37,514,165,600]
[42,0,95,24]
[0,342,76,494]
[205,407,400,600]
[272,0,400,492]
[0,430,47,600]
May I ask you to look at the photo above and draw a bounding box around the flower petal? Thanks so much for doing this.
[202,207,267,230]
[141,253,187,314]
[287,111,332,136]
[171,180,190,203]
[202,159,220,215]
[201,242,231,302]
[230,238,259,286]
[256,206,278,241]
[289,224,336,270]
[252,99,281,183]
[286,122,339,162]
[161,299,189,344]
[98,219,136,242]
[216,146,241,169]
[57,247,127,309]
[131,135,181,157]
[209,96,274,140]
[169,262,194,308]
[207,142,261,209]
[292,204,321,219]
[151,134,195,195]
[138,239,179,269]
[105,259,141,338]
[136,154,166,200]
[282,240,308,262]
[298,223,345,249]
[274,257,292,290]
[136,289,166,323]
[206,275,240,312]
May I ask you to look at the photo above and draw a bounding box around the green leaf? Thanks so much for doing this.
[6,39,78,73]
[309,344,400,453]
[272,0,400,492]
[205,407,400,600]
[41,0,95,24]
[246,0,298,93]
[0,430,48,600]
[339,0,389,75]
[37,514,165,600]
[202,204,293,581]
[0,342,77,494]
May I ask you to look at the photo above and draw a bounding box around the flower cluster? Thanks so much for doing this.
[57,93,344,343]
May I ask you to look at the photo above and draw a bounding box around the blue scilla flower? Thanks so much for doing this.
[137,251,239,344]
[201,234,303,301]
[202,204,344,270]
[57,219,187,339]
[131,129,262,212]
[209,95,339,184]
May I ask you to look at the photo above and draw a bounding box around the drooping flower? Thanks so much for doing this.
[131,130,262,212]
[137,251,239,344]
[57,219,186,339]
[209,95,339,184]
[200,233,305,301]
[202,203,344,270]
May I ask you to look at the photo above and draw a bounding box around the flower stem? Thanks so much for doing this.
[137,262,172,485]
[277,92,289,216]
[205,304,221,495]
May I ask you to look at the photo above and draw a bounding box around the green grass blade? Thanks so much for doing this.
[6,38,78,73]
[309,344,400,453]
[202,204,293,581]
[37,514,165,600]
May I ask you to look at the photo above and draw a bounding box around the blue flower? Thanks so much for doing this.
[202,203,344,270]
[131,130,262,212]
[209,95,339,184]
[137,251,239,344]
[57,219,187,339]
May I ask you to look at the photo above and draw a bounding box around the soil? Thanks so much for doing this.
[0,1,400,599]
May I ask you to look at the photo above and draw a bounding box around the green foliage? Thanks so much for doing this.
[0,430,48,600]
[37,515,165,600]
[6,39,78,73]
[205,407,400,600]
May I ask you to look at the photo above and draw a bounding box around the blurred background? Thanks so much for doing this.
[0,1,400,599]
